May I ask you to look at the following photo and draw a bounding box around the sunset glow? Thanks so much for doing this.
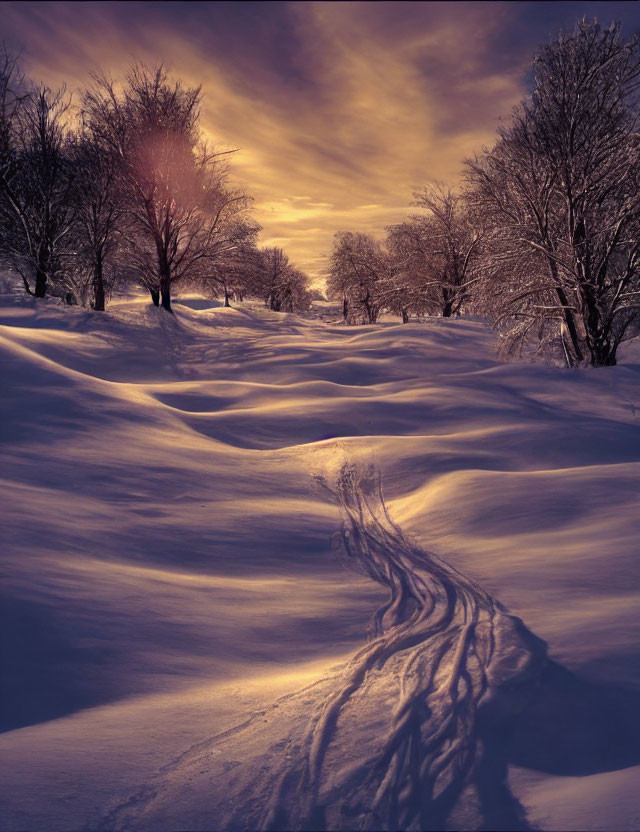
[3,1,638,278]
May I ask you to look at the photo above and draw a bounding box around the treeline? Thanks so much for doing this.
[327,20,640,367]
[0,58,312,314]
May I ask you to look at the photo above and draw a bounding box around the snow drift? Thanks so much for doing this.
[1,294,639,831]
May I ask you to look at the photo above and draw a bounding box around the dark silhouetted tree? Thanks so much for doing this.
[66,132,127,310]
[0,82,75,298]
[83,65,250,312]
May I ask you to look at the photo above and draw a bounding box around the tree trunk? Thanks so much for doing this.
[160,285,172,312]
[150,288,160,306]
[363,291,376,324]
[34,267,47,298]
[224,285,230,307]
[158,260,172,312]
[592,351,617,367]
[587,334,617,367]
[21,274,34,295]
[93,258,105,312]
[401,308,409,324]
[556,287,583,365]
[441,286,453,318]
[550,271,583,365]
[269,291,280,311]
[343,296,349,321]
[581,285,616,367]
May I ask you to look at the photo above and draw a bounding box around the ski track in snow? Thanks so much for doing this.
[1,293,640,831]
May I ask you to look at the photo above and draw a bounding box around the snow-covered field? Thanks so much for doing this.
[1,292,639,831]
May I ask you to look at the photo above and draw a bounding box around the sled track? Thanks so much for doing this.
[100,462,547,831]
[258,462,545,831]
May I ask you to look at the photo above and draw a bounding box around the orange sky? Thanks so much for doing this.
[2,1,640,281]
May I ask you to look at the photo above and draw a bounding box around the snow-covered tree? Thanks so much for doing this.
[327,232,387,324]
[467,20,640,366]
[383,187,483,322]
[253,246,312,313]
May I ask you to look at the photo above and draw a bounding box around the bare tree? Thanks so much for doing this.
[0,47,23,206]
[253,246,312,313]
[384,187,483,322]
[280,267,313,314]
[260,246,290,311]
[201,225,262,306]
[66,132,127,310]
[82,65,251,312]
[467,20,640,366]
[327,232,386,324]
[0,83,75,298]
[0,48,21,279]
[415,185,482,316]
[384,219,435,322]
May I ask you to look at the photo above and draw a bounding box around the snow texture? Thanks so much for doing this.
[1,291,639,831]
